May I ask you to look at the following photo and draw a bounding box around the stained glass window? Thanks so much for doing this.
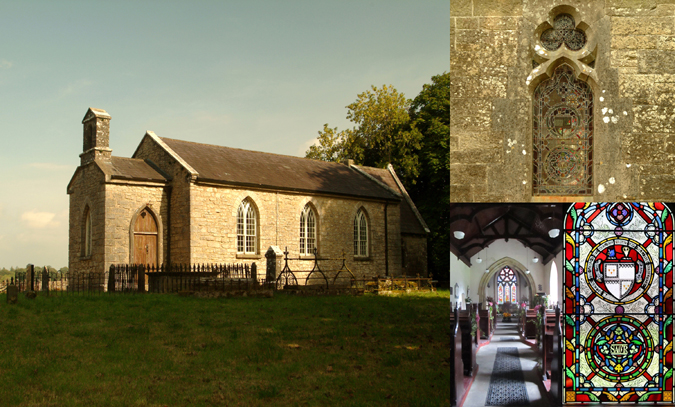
[563,203,673,403]
[541,14,586,51]
[497,267,517,305]
[533,64,593,195]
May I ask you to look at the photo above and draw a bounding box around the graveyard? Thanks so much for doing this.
[0,289,450,406]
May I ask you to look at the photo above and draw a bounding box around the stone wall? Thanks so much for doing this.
[68,163,106,274]
[134,135,192,263]
[189,184,403,278]
[103,182,168,273]
[451,0,675,202]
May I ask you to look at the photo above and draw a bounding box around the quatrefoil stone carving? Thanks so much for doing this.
[540,14,586,51]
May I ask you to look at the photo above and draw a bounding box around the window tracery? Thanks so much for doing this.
[541,14,586,51]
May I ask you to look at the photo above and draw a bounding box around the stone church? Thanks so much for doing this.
[67,108,429,279]
[451,1,675,202]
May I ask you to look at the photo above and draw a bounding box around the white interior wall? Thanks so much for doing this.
[451,239,564,309]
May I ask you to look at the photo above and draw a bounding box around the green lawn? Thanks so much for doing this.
[0,291,450,406]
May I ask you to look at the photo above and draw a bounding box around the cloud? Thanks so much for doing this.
[27,162,72,171]
[21,211,60,229]
[0,60,12,69]
[297,137,319,157]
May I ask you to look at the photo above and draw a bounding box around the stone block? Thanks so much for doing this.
[622,133,665,163]
[618,74,654,103]
[480,16,521,30]
[450,0,472,16]
[611,35,657,49]
[611,50,639,67]
[456,17,479,29]
[450,184,471,202]
[639,50,675,73]
[632,105,675,133]
[449,164,488,182]
[611,17,673,36]
[657,35,675,50]
[473,0,523,16]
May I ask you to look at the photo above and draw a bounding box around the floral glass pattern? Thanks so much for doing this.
[497,267,517,305]
[541,14,586,51]
[563,203,673,403]
[533,64,593,195]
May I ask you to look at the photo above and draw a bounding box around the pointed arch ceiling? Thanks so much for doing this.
[450,203,567,266]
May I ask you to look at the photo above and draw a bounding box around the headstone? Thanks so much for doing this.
[251,263,258,286]
[6,279,18,304]
[26,264,34,291]
[265,246,284,282]
[42,267,49,293]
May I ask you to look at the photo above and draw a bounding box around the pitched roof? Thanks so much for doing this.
[97,157,167,183]
[159,137,399,201]
[355,165,429,235]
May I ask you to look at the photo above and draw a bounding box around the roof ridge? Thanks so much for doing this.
[160,137,345,166]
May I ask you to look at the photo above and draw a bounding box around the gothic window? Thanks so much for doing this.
[237,198,257,254]
[533,63,593,195]
[82,206,92,257]
[563,203,673,403]
[299,204,316,256]
[540,14,586,51]
[497,267,517,305]
[354,208,368,257]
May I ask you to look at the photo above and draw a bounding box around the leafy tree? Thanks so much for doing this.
[306,74,449,282]
[306,84,421,182]
[406,72,450,282]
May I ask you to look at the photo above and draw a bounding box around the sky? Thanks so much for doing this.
[0,0,449,269]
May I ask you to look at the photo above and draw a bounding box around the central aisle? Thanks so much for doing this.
[462,321,551,407]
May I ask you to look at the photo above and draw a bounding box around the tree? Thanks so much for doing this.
[407,72,450,282]
[305,84,421,181]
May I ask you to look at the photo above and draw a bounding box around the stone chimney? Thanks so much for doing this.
[342,158,355,166]
[80,107,112,166]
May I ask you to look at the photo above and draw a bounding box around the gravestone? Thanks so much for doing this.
[26,263,34,291]
[265,246,284,282]
[6,279,18,304]
[250,263,258,286]
[42,267,49,293]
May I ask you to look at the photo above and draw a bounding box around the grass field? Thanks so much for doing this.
[0,290,450,406]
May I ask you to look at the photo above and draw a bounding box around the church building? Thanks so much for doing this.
[67,108,429,279]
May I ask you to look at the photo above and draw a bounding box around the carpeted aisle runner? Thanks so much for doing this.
[485,347,529,406]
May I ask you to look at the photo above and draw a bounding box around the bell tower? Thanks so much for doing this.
[80,107,112,165]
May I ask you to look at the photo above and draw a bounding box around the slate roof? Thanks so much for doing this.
[159,137,400,201]
[355,165,429,235]
[97,157,167,183]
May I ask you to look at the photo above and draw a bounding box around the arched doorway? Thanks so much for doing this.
[133,208,158,266]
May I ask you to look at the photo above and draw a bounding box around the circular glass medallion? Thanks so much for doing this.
[584,315,653,382]
[546,105,580,137]
[545,147,580,181]
[583,237,654,304]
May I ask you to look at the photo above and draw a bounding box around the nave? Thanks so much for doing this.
[461,321,551,407]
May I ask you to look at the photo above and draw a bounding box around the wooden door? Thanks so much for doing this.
[134,209,158,267]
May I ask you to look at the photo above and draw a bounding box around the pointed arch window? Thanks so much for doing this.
[533,63,593,195]
[82,206,92,257]
[497,266,517,305]
[354,209,368,257]
[237,199,257,254]
[299,204,316,256]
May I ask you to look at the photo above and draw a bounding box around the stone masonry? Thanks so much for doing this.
[451,0,675,202]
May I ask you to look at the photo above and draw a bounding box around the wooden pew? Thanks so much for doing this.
[543,309,558,378]
[479,309,492,339]
[550,306,563,405]
[450,309,478,376]
[525,309,538,339]
[450,307,465,406]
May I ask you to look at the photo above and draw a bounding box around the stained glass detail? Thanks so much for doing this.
[533,64,593,195]
[541,14,586,51]
[497,267,517,305]
[563,203,673,403]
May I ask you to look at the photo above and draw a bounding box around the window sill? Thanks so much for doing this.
[80,255,92,261]
[299,255,317,260]
[353,256,371,262]
[236,254,262,260]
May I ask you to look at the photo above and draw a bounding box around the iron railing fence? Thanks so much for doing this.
[3,263,263,295]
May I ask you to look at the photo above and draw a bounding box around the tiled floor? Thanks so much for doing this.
[462,321,551,407]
